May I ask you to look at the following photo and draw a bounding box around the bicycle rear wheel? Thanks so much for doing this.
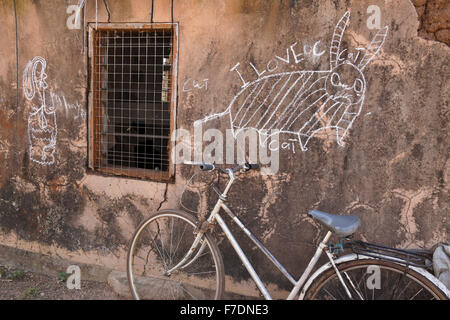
[127,209,225,300]
[304,259,447,300]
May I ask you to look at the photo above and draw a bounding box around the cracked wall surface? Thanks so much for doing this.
[0,0,448,298]
[412,0,450,44]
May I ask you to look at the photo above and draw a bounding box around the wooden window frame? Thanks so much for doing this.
[87,22,178,182]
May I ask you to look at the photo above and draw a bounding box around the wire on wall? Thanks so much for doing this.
[13,0,19,163]
[150,0,154,23]
[103,0,111,23]
[149,0,174,24]
[171,0,174,24]
[82,3,86,53]
[13,0,19,110]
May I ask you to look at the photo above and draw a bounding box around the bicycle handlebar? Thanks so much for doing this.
[242,163,260,171]
[200,163,215,171]
[183,161,259,173]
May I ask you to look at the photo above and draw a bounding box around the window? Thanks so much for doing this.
[88,23,178,181]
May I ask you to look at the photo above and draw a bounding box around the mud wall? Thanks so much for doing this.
[0,0,448,298]
[412,0,450,44]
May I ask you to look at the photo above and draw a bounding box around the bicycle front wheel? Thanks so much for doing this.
[304,259,447,300]
[127,209,225,300]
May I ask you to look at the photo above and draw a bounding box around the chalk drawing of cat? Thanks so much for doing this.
[195,11,388,151]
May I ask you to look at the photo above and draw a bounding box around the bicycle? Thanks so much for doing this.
[127,162,450,300]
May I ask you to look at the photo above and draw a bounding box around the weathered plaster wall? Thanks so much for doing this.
[412,0,450,44]
[0,0,448,298]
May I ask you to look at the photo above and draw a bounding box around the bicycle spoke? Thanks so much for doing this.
[150,230,169,271]
[142,220,170,271]
[305,260,445,300]
[390,270,406,300]
[326,281,347,300]
[395,278,412,299]
[355,269,368,300]
[128,211,224,300]
[177,282,199,300]
[344,272,364,300]
[322,288,337,300]
[158,222,171,266]
[351,268,368,299]
[410,288,424,300]
[172,223,189,263]
[169,282,176,300]
[184,270,217,276]
[169,217,174,265]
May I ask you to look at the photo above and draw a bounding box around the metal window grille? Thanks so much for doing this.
[88,24,177,181]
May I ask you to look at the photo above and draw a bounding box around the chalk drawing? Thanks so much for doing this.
[195,11,388,152]
[182,78,209,92]
[49,92,86,121]
[231,40,326,88]
[23,56,58,165]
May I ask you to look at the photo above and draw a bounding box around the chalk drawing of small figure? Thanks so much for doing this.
[23,56,57,165]
[195,11,388,152]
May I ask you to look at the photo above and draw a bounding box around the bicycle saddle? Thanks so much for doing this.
[308,210,360,237]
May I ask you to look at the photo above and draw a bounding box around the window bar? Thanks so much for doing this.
[102,31,109,168]
[94,30,105,168]
[112,30,117,169]
[153,30,156,171]
[137,31,141,170]
[120,31,124,170]
[127,31,132,171]
[145,30,150,171]
[162,30,165,172]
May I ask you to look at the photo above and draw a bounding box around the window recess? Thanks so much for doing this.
[88,23,178,181]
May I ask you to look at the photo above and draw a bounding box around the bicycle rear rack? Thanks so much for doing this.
[346,240,433,269]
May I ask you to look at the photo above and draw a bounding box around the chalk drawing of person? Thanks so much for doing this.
[23,56,57,165]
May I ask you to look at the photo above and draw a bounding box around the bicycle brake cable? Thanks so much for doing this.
[179,171,201,214]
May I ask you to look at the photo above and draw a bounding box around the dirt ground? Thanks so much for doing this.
[0,265,124,300]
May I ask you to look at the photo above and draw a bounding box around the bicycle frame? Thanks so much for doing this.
[193,168,351,300]
[153,164,450,300]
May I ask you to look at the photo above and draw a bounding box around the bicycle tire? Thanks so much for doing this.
[127,209,225,300]
[304,259,447,300]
